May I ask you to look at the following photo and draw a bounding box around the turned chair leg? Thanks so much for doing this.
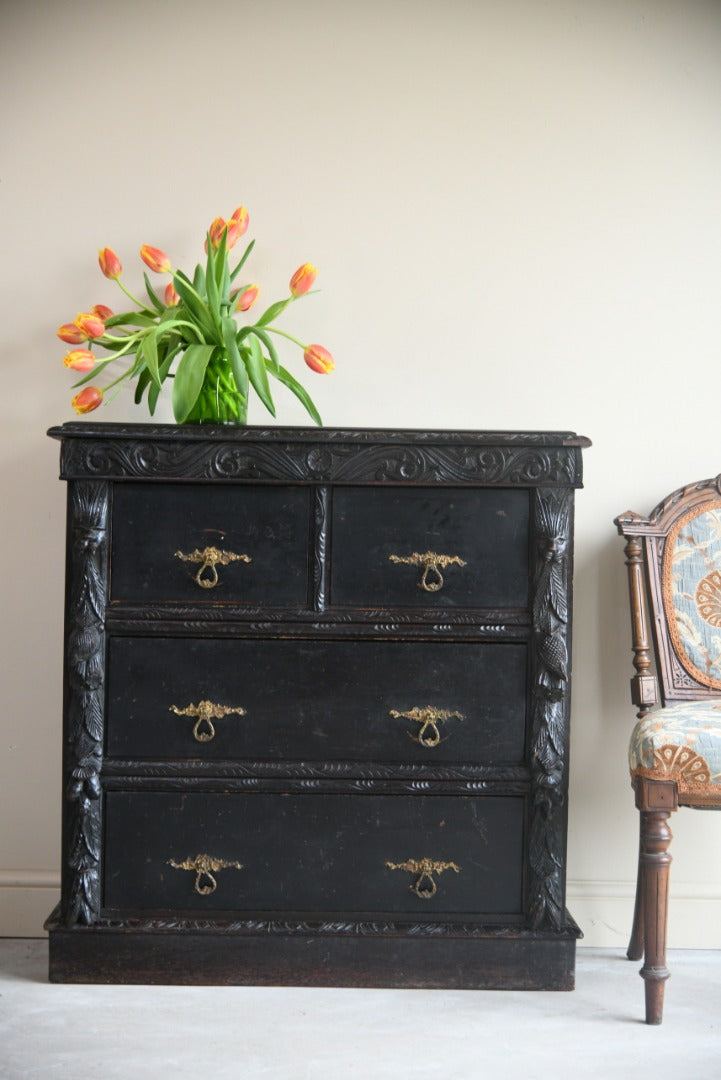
[627,818,644,961]
[633,778,677,1025]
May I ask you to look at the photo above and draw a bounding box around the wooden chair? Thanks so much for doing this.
[615,477,721,1024]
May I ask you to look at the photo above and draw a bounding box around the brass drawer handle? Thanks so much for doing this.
[174,546,251,589]
[169,700,246,743]
[388,551,467,593]
[389,706,464,748]
[167,853,244,896]
[386,857,461,899]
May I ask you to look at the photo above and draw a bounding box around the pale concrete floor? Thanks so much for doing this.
[0,941,719,1079]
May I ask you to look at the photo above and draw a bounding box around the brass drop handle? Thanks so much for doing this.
[389,707,464,748]
[174,546,251,589]
[169,700,246,743]
[386,857,461,899]
[388,551,467,593]
[167,853,244,896]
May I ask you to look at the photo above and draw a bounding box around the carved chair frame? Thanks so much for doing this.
[615,474,721,1024]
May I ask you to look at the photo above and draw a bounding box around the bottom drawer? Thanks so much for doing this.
[104,792,525,919]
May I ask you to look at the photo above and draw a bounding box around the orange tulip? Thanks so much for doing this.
[74,311,106,339]
[164,282,179,306]
[98,247,122,279]
[63,349,96,372]
[304,343,334,374]
[71,386,103,413]
[140,244,171,273]
[57,322,87,344]
[234,284,259,312]
[290,263,317,297]
[92,304,113,321]
[227,206,249,245]
[207,217,227,252]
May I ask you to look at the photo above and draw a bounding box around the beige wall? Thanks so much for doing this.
[2,0,721,945]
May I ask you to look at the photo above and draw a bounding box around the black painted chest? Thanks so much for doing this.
[46,424,588,987]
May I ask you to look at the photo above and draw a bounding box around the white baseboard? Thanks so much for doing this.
[1,872,719,948]
[568,879,721,949]
[0,871,60,938]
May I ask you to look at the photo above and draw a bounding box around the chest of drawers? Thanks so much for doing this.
[46,424,588,987]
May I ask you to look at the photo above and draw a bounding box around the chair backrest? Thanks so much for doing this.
[616,476,721,713]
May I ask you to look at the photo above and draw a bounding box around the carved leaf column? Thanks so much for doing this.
[528,487,574,929]
[62,480,109,926]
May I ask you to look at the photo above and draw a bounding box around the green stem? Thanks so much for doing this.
[263,325,306,349]
[115,277,155,315]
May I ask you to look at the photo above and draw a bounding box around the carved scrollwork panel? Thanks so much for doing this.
[55,428,585,488]
[527,488,573,930]
[63,480,108,927]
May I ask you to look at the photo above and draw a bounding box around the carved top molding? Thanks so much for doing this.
[48,423,590,487]
[615,475,721,537]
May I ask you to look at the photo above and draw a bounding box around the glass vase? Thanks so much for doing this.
[185,348,248,424]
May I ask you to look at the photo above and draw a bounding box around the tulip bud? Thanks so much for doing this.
[63,349,96,372]
[140,244,171,273]
[234,284,259,312]
[206,217,227,252]
[98,247,122,279]
[71,386,103,414]
[290,263,318,297]
[228,206,249,243]
[74,311,106,339]
[57,322,87,344]
[92,304,114,321]
[304,344,334,374]
[164,282,179,306]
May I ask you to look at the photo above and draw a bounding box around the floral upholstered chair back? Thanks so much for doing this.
[667,501,721,689]
[617,479,721,805]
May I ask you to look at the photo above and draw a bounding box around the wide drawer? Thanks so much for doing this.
[330,487,530,608]
[103,791,525,917]
[106,637,528,764]
[110,483,310,605]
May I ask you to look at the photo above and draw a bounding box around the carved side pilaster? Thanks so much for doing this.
[62,480,108,926]
[312,486,330,612]
[527,488,573,929]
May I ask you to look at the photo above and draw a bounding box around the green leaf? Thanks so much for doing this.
[269,363,323,426]
[148,343,181,415]
[157,316,205,344]
[171,343,215,422]
[249,326,280,373]
[193,263,206,294]
[172,271,218,341]
[255,296,293,328]
[144,273,166,314]
[134,368,152,405]
[205,235,221,326]
[105,312,157,329]
[221,316,247,401]
[229,238,255,281]
[213,228,228,289]
[219,258,231,307]
[243,334,275,416]
[140,330,160,387]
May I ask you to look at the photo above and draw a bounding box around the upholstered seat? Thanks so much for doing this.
[630,703,721,802]
[616,477,721,1024]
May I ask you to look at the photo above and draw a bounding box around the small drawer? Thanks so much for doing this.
[110,483,310,606]
[106,637,528,764]
[330,487,529,609]
[103,791,525,917]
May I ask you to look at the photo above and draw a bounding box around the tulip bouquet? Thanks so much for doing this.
[60,205,334,425]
